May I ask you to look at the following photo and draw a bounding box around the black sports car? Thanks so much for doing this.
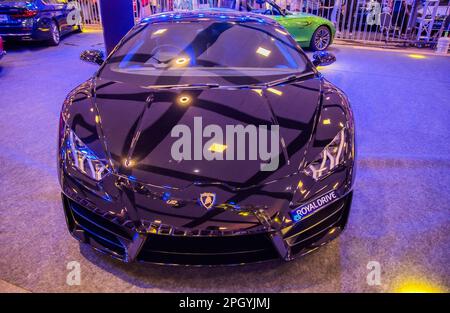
[58,10,355,265]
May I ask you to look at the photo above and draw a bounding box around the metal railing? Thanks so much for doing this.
[282,0,450,45]
[76,0,101,26]
[75,0,450,46]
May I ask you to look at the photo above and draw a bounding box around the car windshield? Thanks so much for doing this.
[99,20,312,87]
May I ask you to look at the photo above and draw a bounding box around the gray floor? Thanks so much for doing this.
[0,30,449,293]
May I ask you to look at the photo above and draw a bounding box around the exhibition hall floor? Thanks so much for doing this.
[0,30,449,292]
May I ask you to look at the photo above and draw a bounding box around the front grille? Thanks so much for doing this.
[62,194,279,265]
[62,192,352,265]
[137,232,279,265]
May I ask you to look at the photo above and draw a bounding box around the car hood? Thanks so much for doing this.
[66,76,324,230]
[91,76,322,189]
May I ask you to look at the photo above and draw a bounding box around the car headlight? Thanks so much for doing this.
[303,128,346,180]
[66,130,110,181]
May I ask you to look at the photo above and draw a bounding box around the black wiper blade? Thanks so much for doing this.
[229,73,314,90]
[265,72,314,87]
[145,83,220,90]
[143,73,313,91]
[183,83,220,89]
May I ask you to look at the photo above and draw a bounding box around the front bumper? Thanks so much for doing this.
[62,189,352,266]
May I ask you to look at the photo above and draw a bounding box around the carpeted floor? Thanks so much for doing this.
[0,30,449,292]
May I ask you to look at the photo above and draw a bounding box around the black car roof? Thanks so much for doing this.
[140,9,280,27]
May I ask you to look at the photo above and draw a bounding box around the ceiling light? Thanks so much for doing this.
[275,29,288,35]
[256,47,271,57]
[153,28,167,35]
[267,88,282,96]
[208,143,227,153]
[175,57,189,66]
[177,95,191,105]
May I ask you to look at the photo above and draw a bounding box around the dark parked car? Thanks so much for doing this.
[58,10,355,265]
[0,0,81,45]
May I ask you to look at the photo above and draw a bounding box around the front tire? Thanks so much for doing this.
[310,26,331,51]
[48,21,60,46]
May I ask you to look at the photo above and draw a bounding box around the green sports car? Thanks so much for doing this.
[252,0,336,50]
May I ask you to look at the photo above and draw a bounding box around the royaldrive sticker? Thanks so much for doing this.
[290,190,338,222]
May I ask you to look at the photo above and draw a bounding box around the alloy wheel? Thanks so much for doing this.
[314,27,331,51]
[51,22,60,45]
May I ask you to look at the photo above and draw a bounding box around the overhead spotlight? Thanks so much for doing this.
[123,159,135,167]
[407,54,426,59]
[174,57,190,66]
[152,28,167,36]
[267,88,282,96]
[275,29,288,35]
[177,94,192,105]
[208,143,227,153]
[256,47,271,57]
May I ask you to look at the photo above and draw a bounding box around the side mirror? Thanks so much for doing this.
[312,51,336,67]
[80,49,105,65]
